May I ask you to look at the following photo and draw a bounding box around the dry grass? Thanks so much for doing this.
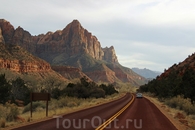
[5,93,124,129]
[0,118,6,128]
[144,93,195,130]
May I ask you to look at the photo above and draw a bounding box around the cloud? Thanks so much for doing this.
[1,0,195,72]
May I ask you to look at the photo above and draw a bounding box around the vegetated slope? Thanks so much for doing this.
[0,19,147,85]
[132,67,161,79]
[139,53,195,103]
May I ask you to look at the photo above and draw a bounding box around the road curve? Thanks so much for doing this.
[104,97,177,130]
[11,93,132,130]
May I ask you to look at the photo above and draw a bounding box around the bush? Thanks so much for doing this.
[6,104,19,122]
[0,105,7,119]
[165,95,195,115]
[23,101,45,113]
[67,102,78,107]
[0,118,6,128]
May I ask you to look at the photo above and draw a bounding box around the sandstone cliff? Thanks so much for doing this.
[0,40,68,84]
[0,19,146,85]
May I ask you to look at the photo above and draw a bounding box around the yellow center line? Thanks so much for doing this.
[95,94,135,130]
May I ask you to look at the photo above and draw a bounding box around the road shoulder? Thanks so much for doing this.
[144,95,190,130]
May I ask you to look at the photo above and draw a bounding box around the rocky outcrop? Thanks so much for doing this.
[0,19,15,44]
[0,59,51,73]
[0,19,118,64]
[102,46,118,63]
[52,66,90,80]
[0,19,146,85]
[0,42,51,73]
[85,64,119,83]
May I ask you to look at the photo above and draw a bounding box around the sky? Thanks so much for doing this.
[1,0,195,72]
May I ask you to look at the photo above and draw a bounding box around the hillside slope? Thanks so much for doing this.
[139,53,195,102]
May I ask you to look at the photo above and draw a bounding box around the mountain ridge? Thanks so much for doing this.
[132,67,161,79]
[0,19,146,85]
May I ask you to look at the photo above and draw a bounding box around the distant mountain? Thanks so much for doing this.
[0,19,147,85]
[132,68,161,79]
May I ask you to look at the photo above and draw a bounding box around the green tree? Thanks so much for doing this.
[0,74,11,104]
[11,77,31,105]
[100,84,118,95]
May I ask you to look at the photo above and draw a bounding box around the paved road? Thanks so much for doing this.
[104,97,177,130]
[11,94,177,130]
[11,93,132,130]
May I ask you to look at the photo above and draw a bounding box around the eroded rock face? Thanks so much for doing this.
[0,19,118,64]
[0,59,51,73]
[102,46,118,63]
[0,19,146,85]
[0,19,14,44]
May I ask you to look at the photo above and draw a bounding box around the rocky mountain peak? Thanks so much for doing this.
[0,19,146,85]
[0,19,15,44]
[102,46,118,63]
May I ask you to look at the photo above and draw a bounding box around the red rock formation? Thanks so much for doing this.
[0,19,146,85]
[0,58,51,73]
[51,66,90,80]
[0,19,14,44]
[0,19,118,64]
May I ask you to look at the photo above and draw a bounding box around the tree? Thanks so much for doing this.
[11,77,31,105]
[100,84,118,95]
[0,74,11,104]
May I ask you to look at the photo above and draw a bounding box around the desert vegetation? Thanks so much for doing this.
[139,68,195,104]
[0,73,122,128]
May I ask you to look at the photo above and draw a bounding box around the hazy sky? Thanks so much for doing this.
[1,0,195,72]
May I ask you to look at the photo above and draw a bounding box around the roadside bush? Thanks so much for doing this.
[0,118,6,128]
[6,103,19,122]
[55,97,80,108]
[0,104,19,122]
[67,102,78,107]
[165,95,195,115]
[23,101,45,113]
[0,105,7,119]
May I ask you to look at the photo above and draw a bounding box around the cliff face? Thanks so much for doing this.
[0,19,118,64]
[0,39,68,84]
[0,19,146,85]
[0,43,51,73]
[0,59,50,73]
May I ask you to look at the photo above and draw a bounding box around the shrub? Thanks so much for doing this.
[5,103,19,122]
[23,101,45,113]
[0,105,6,119]
[0,118,6,128]
[165,95,195,115]
[67,102,78,107]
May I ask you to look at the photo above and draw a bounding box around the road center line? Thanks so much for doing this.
[95,94,135,130]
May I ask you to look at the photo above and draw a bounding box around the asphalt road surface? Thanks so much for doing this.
[11,93,177,130]
[104,97,177,130]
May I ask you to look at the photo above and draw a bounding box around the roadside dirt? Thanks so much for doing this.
[144,95,192,130]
